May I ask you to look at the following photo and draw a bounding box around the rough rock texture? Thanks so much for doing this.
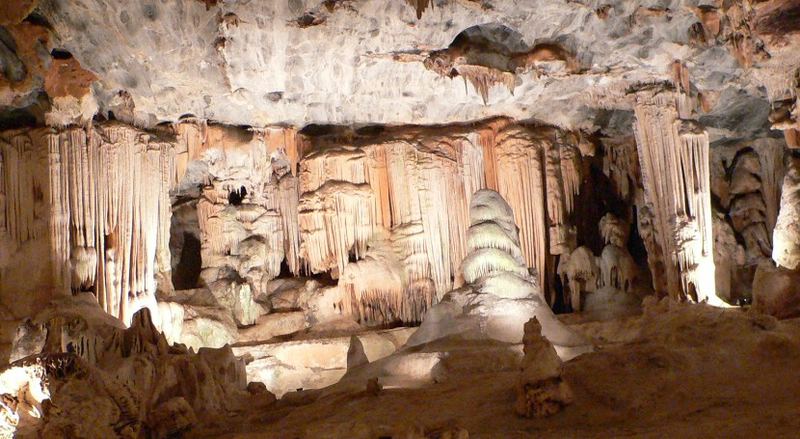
[233,327,415,398]
[0,300,270,438]
[21,0,797,139]
[772,153,800,269]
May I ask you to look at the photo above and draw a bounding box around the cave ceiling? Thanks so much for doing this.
[0,0,794,142]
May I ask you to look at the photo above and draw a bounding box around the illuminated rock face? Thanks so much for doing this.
[772,155,800,270]
[0,124,174,325]
[633,89,720,304]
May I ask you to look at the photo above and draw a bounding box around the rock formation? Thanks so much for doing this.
[633,88,720,305]
[408,189,590,359]
[772,154,800,270]
[515,318,572,418]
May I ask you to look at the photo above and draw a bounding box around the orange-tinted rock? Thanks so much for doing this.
[0,0,37,26]
[0,22,50,105]
[44,56,96,99]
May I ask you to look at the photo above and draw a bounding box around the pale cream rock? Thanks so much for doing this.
[772,155,800,270]
[237,311,308,344]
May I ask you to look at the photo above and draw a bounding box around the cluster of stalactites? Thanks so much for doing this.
[173,121,305,187]
[179,121,302,289]
[298,147,377,278]
[45,124,175,324]
[479,122,583,299]
[0,130,50,251]
[405,0,433,19]
[457,65,517,105]
[339,232,435,325]
[602,136,639,201]
[633,89,720,304]
[298,136,484,300]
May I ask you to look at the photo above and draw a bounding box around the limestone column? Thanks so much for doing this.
[632,89,721,304]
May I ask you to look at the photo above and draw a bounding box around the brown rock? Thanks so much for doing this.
[752,261,800,319]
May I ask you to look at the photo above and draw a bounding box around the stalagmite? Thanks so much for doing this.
[409,189,591,359]
[0,299,260,438]
[713,213,745,303]
[598,213,637,293]
[515,318,573,418]
[633,89,721,305]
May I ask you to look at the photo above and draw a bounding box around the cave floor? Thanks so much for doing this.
[193,304,800,438]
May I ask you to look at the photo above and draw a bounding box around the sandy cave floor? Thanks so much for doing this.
[190,301,800,438]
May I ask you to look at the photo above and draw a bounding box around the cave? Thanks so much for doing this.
[1,0,800,437]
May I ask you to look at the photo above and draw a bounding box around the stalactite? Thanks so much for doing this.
[633,89,720,304]
[258,127,305,176]
[297,133,484,301]
[602,136,639,201]
[455,65,516,104]
[298,147,378,276]
[558,246,598,311]
[15,125,175,324]
[404,0,433,19]
[1,133,45,247]
[755,139,786,236]
[173,121,208,187]
[277,173,301,275]
[772,155,800,270]
[340,232,434,325]
[492,125,548,295]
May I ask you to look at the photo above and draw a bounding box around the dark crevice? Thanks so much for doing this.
[50,48,73,60]
[172,233,202,290]
[228,186,247,206]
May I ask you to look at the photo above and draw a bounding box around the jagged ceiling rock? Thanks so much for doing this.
[27,0,798,136]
